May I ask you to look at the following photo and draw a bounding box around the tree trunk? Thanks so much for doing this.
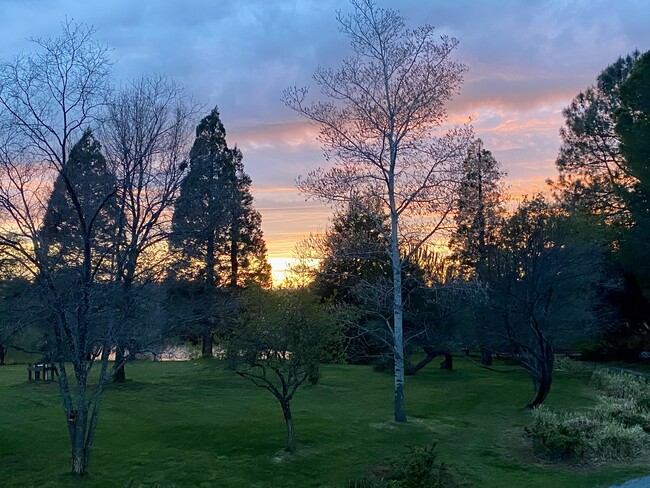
[0,345,6,365]
[481,347,493,366]
[390,212,406,422]
[281,400,296,453]
[405,347,452,375]
[113,347,126,383]
[440,352,453,370]
[527,370,553,408]
[67,391,89,476]
[526,337,554,408]
[201,327,213,358]
[230,210,239,288]
[71,449,86,476]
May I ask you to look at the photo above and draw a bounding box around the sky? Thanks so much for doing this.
[1,0,649,281]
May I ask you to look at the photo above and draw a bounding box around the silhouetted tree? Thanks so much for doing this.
[449,139,507,277]
[553,51,642,219]
[41,130,118,271]
[102,74,195,382]
[0,21,118,476]
[171,108,270,357]
[482,196,606,407]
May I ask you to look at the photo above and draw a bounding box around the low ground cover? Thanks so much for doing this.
[1,358,649,487]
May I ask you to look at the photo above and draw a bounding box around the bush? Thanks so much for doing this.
[345,442,465,488]
[397,443,460,488]
[527,369,650,462]
[590,369,647,399]
[526,407,591,460]
[371,355,394,373]
[554,356,594,374]
[594,396,650,432]
[345,476,387,488]
[593,423,648,460]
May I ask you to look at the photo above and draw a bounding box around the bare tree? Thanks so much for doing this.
[0,21,118,475]
[481,196,606,408]
[283,0,471,421]
[0,22,187,476]
[101,74,195,381]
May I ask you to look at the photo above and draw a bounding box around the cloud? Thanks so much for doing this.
[1,0,649,259]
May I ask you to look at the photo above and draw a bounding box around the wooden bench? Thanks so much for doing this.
[27,362,58,381]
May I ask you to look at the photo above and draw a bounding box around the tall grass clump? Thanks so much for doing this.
[527,368,650,461]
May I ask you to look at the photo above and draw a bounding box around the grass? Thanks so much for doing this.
[1,357,649,487]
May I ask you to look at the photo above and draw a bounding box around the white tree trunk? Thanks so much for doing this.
[390,204,406,422]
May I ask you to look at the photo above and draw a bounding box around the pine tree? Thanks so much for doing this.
[171,108,270,356]
[449,139,507,278]
[41,130,118,272]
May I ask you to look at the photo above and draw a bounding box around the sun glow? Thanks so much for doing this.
[268,257,298,286]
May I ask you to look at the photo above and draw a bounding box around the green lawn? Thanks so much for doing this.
[1,358,649,487]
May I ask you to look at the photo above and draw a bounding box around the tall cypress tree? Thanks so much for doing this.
[171,108,270,357]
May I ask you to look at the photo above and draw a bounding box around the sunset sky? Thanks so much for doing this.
[1,0,649,281]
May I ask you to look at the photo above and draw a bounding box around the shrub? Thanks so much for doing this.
[593,423,648,460]
[344,476,386,488]
[527,369,650,462]
[345,442,465,488]
[397,443,460,488]
[594,396,650,432]
[590,369,647,399]
[371,355,394,373]
[554,356,594,374]
[526,407,591,460]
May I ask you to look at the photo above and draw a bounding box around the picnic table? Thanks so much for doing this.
[27,362,58,381]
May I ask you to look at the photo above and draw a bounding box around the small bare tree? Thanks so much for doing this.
[284,0,471,421]
[481,196,606,408]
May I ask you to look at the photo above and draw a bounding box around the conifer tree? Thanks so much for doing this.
[41,129,118,273]
[449,139,507,278]
[171,108,270,356]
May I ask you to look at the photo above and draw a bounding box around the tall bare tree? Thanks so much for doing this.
[101,75,195,381]
[283,0,471,421]
[0,21,117,475]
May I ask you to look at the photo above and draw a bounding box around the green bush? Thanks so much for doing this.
[590,369,647,399]
[593,423,648,460]
[554,356,594,374]
[397,443,459,488]
[345,442,465,488]
[345,476,386,488]
[527,369,650,462]
[594,396,650,432]
[526,407,591,460]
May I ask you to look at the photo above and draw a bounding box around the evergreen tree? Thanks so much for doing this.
[553,51,642,220]
[314,198,389,305]
[449,139,507,278]
[41,129,118,272]
[171,108,270,356]
[616,51,650,289]
[550,51,650,358]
